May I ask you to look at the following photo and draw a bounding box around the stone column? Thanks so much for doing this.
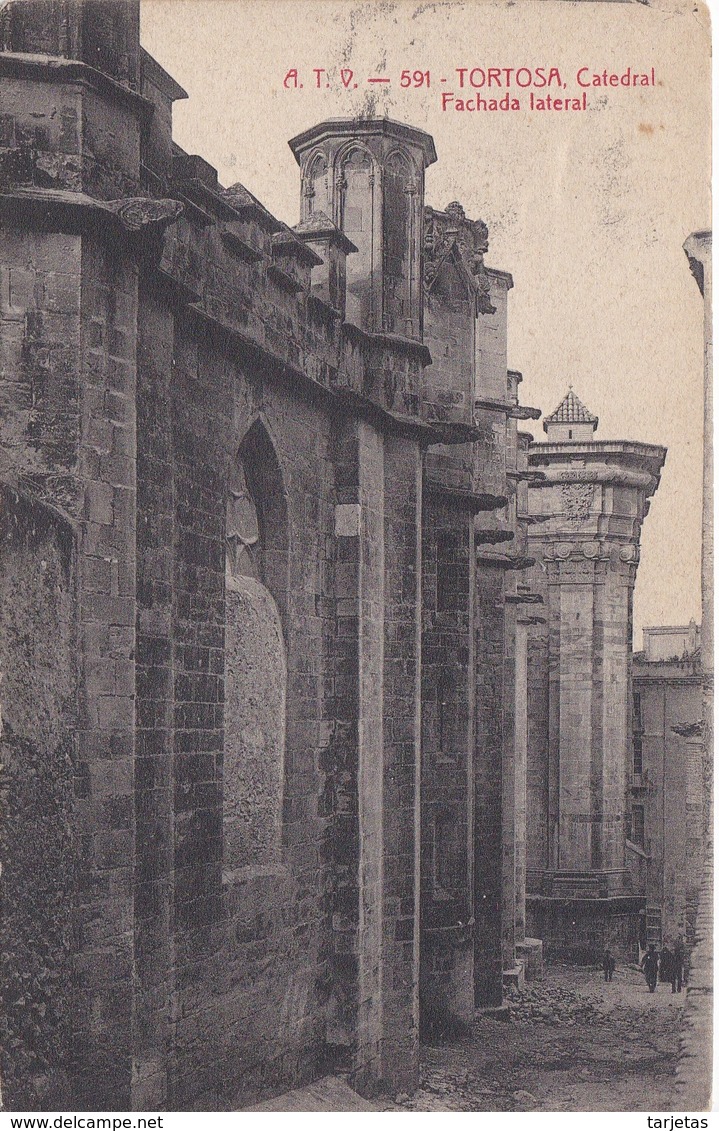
[419,495,475,1033]
[329,418,423,1096]
[379,433,423,1088]
[677,231,712,1111]
[514,617,529,943]
[132,286,176,1110]
[514,611,545,980]
[293,117,435,1092]
[473,566,506,1004]
[327,417,385,1089]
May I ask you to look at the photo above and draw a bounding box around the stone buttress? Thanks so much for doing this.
[419,202,542,1014]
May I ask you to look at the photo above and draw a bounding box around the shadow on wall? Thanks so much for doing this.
[0,487,78,1110]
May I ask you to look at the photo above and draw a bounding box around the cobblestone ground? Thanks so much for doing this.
[389,964,684,1112]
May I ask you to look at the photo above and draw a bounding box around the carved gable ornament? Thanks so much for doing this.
[104,197,185,233]
[561,481,594,523]
[423,203,495,314]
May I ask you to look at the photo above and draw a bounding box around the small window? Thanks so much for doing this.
[436,532,459,612]
[633,736,643,775]
[568,429,573,439]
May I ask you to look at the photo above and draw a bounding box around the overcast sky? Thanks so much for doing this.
[141,0,711,645]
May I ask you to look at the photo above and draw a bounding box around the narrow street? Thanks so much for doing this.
[392,964,684,1112]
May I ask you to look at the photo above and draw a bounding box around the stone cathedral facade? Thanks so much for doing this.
[0,0,542,1110]
[0,0,670,1114]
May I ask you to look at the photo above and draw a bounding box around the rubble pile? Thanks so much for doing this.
[390,1067,532,1112]
[505,978,604,1027]
[388,966,683,1111]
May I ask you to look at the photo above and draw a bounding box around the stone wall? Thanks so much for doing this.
[0,488,77,1110]
[675,859,713,1109]
[160,327,339,1108]
[75,237,139,1110]
[0,1,537,1107]
[0,216,139,1106]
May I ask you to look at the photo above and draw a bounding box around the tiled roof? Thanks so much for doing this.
[544,387,598,426]
[293,211,337,235]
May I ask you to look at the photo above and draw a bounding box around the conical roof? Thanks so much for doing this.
[543,387,598,432]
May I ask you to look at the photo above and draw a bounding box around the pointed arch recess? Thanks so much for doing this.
[223,417,289,877]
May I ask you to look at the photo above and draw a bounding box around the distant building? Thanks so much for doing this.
[630,625,703,950]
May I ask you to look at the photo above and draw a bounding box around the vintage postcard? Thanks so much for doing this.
[0,0,711,1116]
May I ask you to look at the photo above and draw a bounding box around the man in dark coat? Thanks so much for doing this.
[659,943,674,984]
[602,946,616,982]
[641,944,660,992]
[672,937,686,993]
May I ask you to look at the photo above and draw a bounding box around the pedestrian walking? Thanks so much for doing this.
[602,946,616,982]
[659,943,674,984]
[672,936,685,993]
[640,944,660,992]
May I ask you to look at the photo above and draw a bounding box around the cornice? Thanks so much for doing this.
[475,396,512,416]
[424,481,507,513]
[0,52,154,119]
[539,540,641,565]
[182,305,443,442]
[529,441,667,486]
[477,551,534,571]
[342,321,432,367]
[289,117,438,166]
[485,266,514,289]
[0,186,184,240]
[527,464,662,491]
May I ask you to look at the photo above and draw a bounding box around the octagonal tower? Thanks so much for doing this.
[525,389,666,959]
[289,118,436,339]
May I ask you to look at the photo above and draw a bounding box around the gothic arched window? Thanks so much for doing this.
[383,149,417,336]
